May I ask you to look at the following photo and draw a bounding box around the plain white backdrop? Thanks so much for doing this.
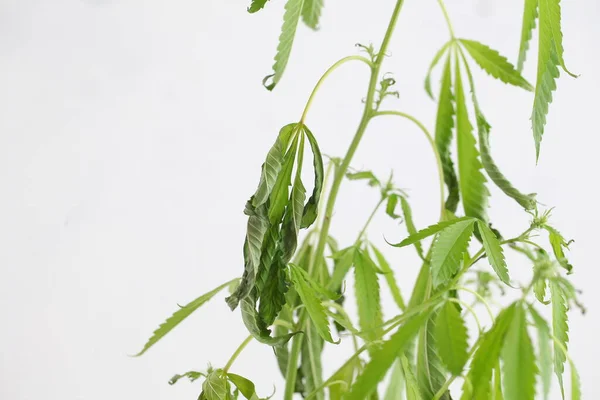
[1,0,599,399]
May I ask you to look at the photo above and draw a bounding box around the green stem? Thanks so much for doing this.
[436,0,456,38]
[355,197,385,245]
[284,3,407,398]
[300,55,373,124]
[284,333,304,400]
[373,110,446,220]
[223,335,253,373]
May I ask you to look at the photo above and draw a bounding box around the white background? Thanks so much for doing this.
[1,0,599,399]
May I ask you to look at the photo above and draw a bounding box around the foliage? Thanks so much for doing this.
[137,1,582,399]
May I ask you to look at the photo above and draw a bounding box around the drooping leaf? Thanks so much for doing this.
[389,217,474,248]
[543,0,576,76]
[435,301,469,375]
[544,225,573,272]
[264,0,306,90]
[301,322,325,400]
[386,193,401,219]
[384,358,406,400]
[371,244,406,310]
[280,136,307,261]
[528,305,553,400]
[289,264,335,343]
[430,218,476,287]
[257,256,288,327]
[354,249,384,345]
[417,314,450,400]
[301,126,325,228]
[227,201,271,310]
[202,369,230,400]
[169,371,205,385]
[458,50,537,211]
[248,0,270,13]
[301,0,323,30]
[477,221,510,284]
[273,304,294,377]
[269,134,299,224]
[228,373,262,400]
[459,39,533,91]
[501,303,537,400]
[346,170,380,187]
[135,279,237,356]
[517,0,538,72]
[551,280,569,398]
[466,303,517,398]
[398,196,424,259]
[253,123,296,207]
[346,312,432,400]
[455,59,489,221]
[425,41,452,99]
[434,56,460,213]
[240,292,298,345]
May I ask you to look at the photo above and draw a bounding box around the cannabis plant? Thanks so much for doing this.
[136,0,583,398]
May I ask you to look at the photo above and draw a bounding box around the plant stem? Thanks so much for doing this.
[283,2,406,398]
[355,197,385,245]
[300,55,373,124]
[436,0,456,38]
[223,335,253,373]
[373,110,446,220]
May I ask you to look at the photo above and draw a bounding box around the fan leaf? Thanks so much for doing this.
[517,0,538,72]
[430,218,476,287]
[528,305,553,400]
[435,301,469,375]
[354,249,384,345]
[477,221,510,284]
[301,0,323,30]
[389,217,474,248]
[551,280,569,398]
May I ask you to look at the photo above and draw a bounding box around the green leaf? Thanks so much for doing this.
[264,0,305,90]
[401,355,423,400]
[551,280,569,398]
[227,373,261,400]
[384,358,406,400]
[268,134,299,224]
[257,256,288,327]
[417,314,449,400]
[466,303,517,398]
[435,55,460,213]
[301,322,325,400]
[169,371,204,385]
[435,301,469,375]
[386,193,401,219]
[532,0,564,158]
[370,244,406,310]
[301,0,323,30]
[389,217,474,248]
[545,226,573,272]
[346,170,380,187]
[501,303,537,400]
[493,364,504,400]
[477,221,510,284]
[240,292,298,345]
[459,39,533,91]
[135,279,237,356]
[455,59,489,221]
[328,246,356,291]
[399,197,424,259]
[517,0,538,72]
[227,201,271,310]
[528,305,553,400]
[301,126,325,228]
[202,370,230,400]
[346,312,432,400]
[328,357,357,400]
[430,218,476,287]
[425,41,452,99]
[543,0,576,76]
[280,137,307,262]
[253,123,296,207]
[570,361,581,400]
[289,264,335,343]
[248,0,269,13]
[354,249,384,345]
[457,49,537,211]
